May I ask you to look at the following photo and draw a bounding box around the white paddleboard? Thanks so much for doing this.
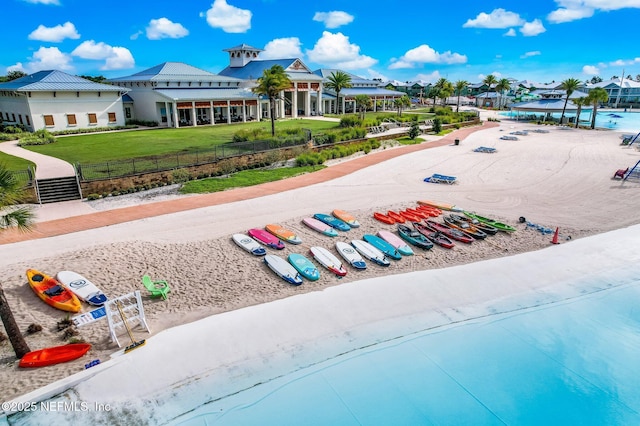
[309,246,347,276]
[233,233,267,256]
[351,240,390,267]
[264,254,303,285]
[335,241,366,269]
[56,270,108,306]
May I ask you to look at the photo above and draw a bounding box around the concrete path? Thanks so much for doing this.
[0,140,76,179]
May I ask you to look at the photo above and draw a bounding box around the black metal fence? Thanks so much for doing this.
[76,136,310,181]
[11,168,34,188]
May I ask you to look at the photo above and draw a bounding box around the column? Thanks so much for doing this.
[317,85,323,115]
[164,102,171,127]
[305,89,311,116]
[227,100,231,124]
[292,83,298,118]
[242,100,246,122]
[192,102,197,126]
[172,102,179,128]
[373,97,377,112]
[209,103,215,125]
[279,91,285,118]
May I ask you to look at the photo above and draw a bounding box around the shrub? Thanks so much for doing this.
[432,118,442,133]
[86,193,100,200]
[18,129,55,146]
[171,169,191,183]
[26,323,43,334]
[339,115,363,128]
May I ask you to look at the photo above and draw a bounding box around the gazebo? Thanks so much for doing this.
[507,99,583,123]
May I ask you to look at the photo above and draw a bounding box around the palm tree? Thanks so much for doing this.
[440,80,454,106]
[495,78,511,109]
[572,97,587,128]
[559,77,581,125]
[432,78,450,107]
[325,71,353,114]
[585,87,609,129]
[454,80,468,113]
[252,65,292,136]
[482,74,498,107]
[354,94,372,120]
[0,164,34,359]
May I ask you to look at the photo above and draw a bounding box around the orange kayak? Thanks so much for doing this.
[387,211,406,223]
[399,210,422,222]
[19,343,91,368]
[417,200,463,212]
[26,269,82,313]
[373,212,395,224]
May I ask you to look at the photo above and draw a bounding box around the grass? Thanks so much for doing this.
[0,152,35,171]
[180,165,326,194]
[24,119,339,164]
[397,136,426,145]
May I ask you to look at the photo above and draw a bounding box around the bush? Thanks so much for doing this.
[171,169,191,183]
[432,118,442,133]
[86,193,100,200]
[18,129,56,146]
[339,115,363,128]
[26,323,43,334]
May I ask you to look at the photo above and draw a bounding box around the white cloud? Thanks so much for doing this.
[21,0,60,4]
[389,44,467,69]
[130,31,143,40]
[203,0,252,33]
[547,7,594,23]
[463,8,524,28]
[7,63,27,73]
[521,51,542,58]
[520,19,546,36]
[261,38,303,59]
[28,22,80,42]
[18,47,73,73]
[478,72,503,81]
[146,18,189,40]
[610,57,640,66]
[71,40,134,70]
[306,31,377,69]
[312,11,354,29]
[548,0,640,23]
[366,69,390,81]
[582,65,600,75]
[415,71,442,84]
[504,28,516,36]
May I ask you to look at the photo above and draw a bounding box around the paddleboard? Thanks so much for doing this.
[313,213,351,232]
[332,209,360,228]
[302,217,339,237]
[377,230,414,256]
[288,253,320,281]
[56,271,108,306]
[309,246,347,277]
[350,240,390,267]
[264,255,303,285]
[335,241,366,270]
[232,233,267,256]
[417,200,463,212]
[363,234,402,260]
[265,224,302,244]
[248,228,285,250]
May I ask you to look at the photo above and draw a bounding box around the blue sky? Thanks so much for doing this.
[4,0,640,84]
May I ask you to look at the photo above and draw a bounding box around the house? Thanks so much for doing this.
[585,77,640,107]
[0,70,128,132]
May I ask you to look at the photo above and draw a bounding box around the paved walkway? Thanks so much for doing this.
[0,121,498,245]
[0,140,76,179]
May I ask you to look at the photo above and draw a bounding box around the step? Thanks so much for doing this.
[36,176,82,204]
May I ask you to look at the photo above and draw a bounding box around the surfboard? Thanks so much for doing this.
[248,228,285,250]
[309,246,347,277]
[313,213,351,232]
[332,210,360,228]
[287,253,320,281]
[377,230,414,256]
[302,217,339,237]
[363,234,402,260]
[350,240,390,267]
[56,270,108,306]
[232,233,267,256]
[265,224,302,244]
[264,255,303,285]
[335,241,366,270]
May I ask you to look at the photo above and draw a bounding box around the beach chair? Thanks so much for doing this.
[474,146,496,153]
[500,135,519,140]
[142,275,170,300]
[424,174,457,184]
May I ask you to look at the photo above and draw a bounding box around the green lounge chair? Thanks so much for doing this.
[142,275,170,300]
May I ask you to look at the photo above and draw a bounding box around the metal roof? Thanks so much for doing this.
[339,87,404,97]
[508,99,579,112]
[219,59,323,81]
[109,62,242,83]
[153,87,258,101]
[0,70,126,92]
[313,69,372,85]
[222,43,262,52]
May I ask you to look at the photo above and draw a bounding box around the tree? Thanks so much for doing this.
[559,77,581,125]
[585,88,609,129]
[394,95,411,116]
[0,164,35,359]
[590,76,603,84]
[495,78,511,109]
[432,78,451,106]
[454,80,468,113]
[325,71,352,114]
[572,97,587,128]
[354,94,372,120]
[252,65,292,136]
[482,74,498,107]
[408,119,420,140]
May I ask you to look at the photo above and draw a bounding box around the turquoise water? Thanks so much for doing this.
[172,282,640,426]
[502,110,640,133]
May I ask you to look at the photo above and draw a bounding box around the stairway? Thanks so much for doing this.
[36,176,82,203]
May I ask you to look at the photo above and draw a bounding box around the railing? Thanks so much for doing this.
[10,168,34,188]
[76,135,311,181]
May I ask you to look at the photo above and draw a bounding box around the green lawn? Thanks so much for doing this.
[25,119,339,164]
[0,152,34,171]
[180,165,326,194]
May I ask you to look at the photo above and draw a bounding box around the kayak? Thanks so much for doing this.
[26,269,82,313]
[463,211,516,232]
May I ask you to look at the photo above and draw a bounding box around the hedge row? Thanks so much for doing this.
[296,139,380,166]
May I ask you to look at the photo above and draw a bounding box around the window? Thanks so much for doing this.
[26,116,30,126]
[67,114,77,125]
[88,113,98,124]
[125,107,131,119]
[44,115,55,126]
[108,112,116,123]
[19,115,23,124]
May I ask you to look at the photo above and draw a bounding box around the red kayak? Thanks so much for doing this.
[424,220,474,244]
[416,205,441,217]
[405,208,429,219]
[413,222,455,249]
[399,210,422,222]
[19,343,92,368]
[373,212,395,224]
[387,211,406,223]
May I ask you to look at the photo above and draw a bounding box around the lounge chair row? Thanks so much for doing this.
[474,146,496,153]
[368,126,386,134]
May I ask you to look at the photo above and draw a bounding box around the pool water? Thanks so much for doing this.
[501,110,640,133]
[172,281,640,426]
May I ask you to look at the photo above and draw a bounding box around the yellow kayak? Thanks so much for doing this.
[26,269,82,313]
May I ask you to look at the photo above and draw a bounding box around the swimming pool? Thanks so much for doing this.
[501,110,640,133]
[172,281,640,425]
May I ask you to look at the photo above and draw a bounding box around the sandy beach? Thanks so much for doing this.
[1,113,639,414]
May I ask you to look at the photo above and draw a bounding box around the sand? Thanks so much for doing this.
[1,112,639,406]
